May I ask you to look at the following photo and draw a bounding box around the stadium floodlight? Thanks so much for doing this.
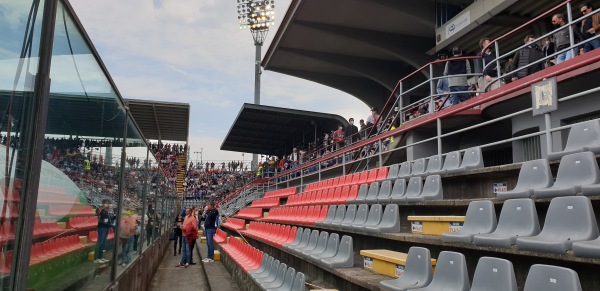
[236,0,275,171]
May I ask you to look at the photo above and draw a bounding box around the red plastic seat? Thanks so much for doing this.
[366,169,379,183]
[346,185,359,201]
[376,166,389,181]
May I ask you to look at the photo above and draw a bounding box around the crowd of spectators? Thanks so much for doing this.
[180,162,255,203]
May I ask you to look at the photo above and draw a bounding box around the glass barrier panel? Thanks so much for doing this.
[0,0,45,289]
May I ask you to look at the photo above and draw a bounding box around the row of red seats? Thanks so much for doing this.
[220,236,263,271]
[0,234,85,274]
[221,217,246,231]
[249,197,280,208]
[38,193,81,205]
[34,219,63,237]
[0,221,16,244]
[30,234,85,265]
[235,207,263,219]
[48,205,95,216]
[304,167,388,192]
[88,229,114,243]
[67,216,98,229]
[214,229,227,244]
[264,187,297,198]
[0,202,19,220]
[263,205,330,226]
[242,222,297,248]
[286,185,359,206]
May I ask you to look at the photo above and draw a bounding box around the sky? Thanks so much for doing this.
[68,0,370,164]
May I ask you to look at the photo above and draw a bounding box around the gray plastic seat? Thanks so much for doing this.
[320,235,354,268]
[410,158,427,177]
[447,147,483,174]
[402,177,423,202]
[373,180,393,203]
[256,263,286,284]
[431,151,461,175]
[283,227,304,249]
[265,267,295,291]
[253,259,280,281]
[290,272,305,291]
[409,251,469,291]
[442,200,497,244]
[260,264,289,289]
[365,204,400,234]
[398,161,411,178]
[251,256,275,278]
[548,120,600,160]
[352,184,369,202]
[379,247,433,291]
[387,164,400,180]
[323,205,346,226]
[249,254,270,275]
[469,257,517,291]
[582,183,600,196]
[340,204,368,231]
[473,199,540,248]
[316,206,337,226]
[533,152,600,198]
[309,233,339,263]
[516,196,599,253]
[286,228,311,251]
[352,204,382,232]
[496,159,553,200]
[406,175,442,202]
[294,230,319,253]
[359,182,380,203]
[385,179,407,204]
[334,204,357,227]
[302,231,329,258]
[523,264,582,291]
[573,235,600,258]
[422,155,443,176]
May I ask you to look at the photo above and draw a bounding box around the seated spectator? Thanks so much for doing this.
[444,46,471,105]
[510,35,544,81]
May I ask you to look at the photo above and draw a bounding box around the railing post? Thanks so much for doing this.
[429,64,435,97]
[494,42,502,87]
[398,82,404,123]
[566,2,577,58]
[437,118,442,155]
[545,113,553,155]
[378,140,383,167]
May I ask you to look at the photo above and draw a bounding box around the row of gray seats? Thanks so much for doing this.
[441,197,600,257]
[317,204,400,234]
[499,151,600,200]
[353,176,443,203]
[249,253,305,291]
[386,146,484,180]
[547,119,600,160]
[283,227,354,268]
[379,246,583,291]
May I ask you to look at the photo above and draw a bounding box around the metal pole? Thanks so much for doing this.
[378,140,383,167]
[252,42,261,171]
[545,113,553,155]
[494,42,502,87]
[566,2,576,58]
[112,110,129,281]
[437,118,442,155]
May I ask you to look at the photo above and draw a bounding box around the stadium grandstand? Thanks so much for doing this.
[4,0,600,290]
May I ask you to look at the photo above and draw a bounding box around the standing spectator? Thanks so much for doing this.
[345,118,359,145]
[94,199,112,264]
[435,77,451,109]
[202,202,219,263]
[176,208,196,268]
[359,119,366,139]
[503,57,513,75]
[477,37,500,91]
[173,213,184,256]
[542,36,556,67]
[552,13,573,64]
[444,47,471,105]
[510,35,544,81]
[366,108,380,136]
[118,209,136,267]
[188,206,198,265]
[332,125,345,150]
[581,3,600,53]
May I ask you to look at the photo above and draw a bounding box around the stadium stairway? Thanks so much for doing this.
[176,154,187,197]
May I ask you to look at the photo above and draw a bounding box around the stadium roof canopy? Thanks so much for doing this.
[263,0,566,110]
[221,103,348,156]
[126,99,190,142]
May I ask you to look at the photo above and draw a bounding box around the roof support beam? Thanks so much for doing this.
[152,103,161,143]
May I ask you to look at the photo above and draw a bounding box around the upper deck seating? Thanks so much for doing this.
[469,257,518,291]
[409,251,469,291]
[534,152,600,198]
[516,196,599,254]
[523,264,582,291]
[442,200,497,244]
[473,199,540,248]
[547,120,600,160]
[379,247,433,291]
[496,159,553,200]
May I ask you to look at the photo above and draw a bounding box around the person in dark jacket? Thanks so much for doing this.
[444,47,472,105]
[345,118,359,145]
[510,35,544,81]
[173,214,184,256]
[202,202,219,262]
[94,199,113,263]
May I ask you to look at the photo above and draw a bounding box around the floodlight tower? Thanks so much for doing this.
[237,0,275,170]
